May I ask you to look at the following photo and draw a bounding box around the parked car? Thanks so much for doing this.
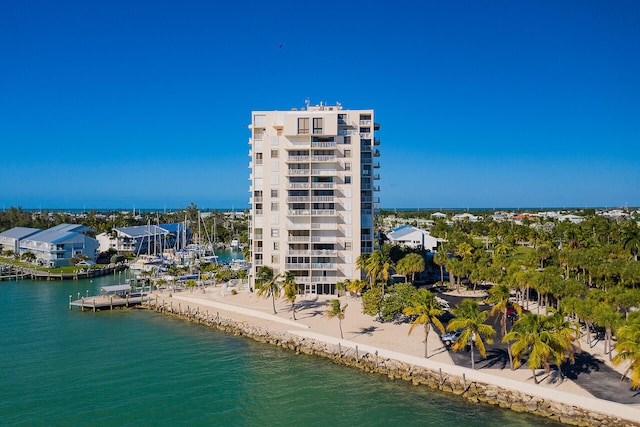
[506,307,530,322]
[437,310,456,322]
[440,329,463,347]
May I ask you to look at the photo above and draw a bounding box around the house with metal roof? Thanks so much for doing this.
[96,223,190,255]
[0,227,42,253]
[19,223,99,267]
[387,225,439,251]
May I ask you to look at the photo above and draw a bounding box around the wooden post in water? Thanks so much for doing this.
[77,292,81,301]
[110,296,113,311]
[338,342,342,358]
[81,297,84,312]
[69,295,72,310]
[93,299,96,312]
[355,346,359,364]
[86,290,89,297]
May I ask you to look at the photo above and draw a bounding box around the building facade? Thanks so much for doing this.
[248,104,380,294]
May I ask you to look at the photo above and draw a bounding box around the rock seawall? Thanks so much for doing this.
[143,301,639,427]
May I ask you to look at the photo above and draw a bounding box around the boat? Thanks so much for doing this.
[230,238,240,250]
[230,259,249,271]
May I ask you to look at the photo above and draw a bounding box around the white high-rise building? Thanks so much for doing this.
[248,103,380,295]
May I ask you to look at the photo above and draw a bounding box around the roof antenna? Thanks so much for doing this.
[304,98,310,109]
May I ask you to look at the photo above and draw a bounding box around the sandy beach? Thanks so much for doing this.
[149,285,640,423]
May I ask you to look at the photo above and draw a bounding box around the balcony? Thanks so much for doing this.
[361,156,372,164]
[311,169,337,176]
[294,276,312,283]
[310,250,337,256]
[287,169,310,176]
[359,119,372,126]
[287,235,311,242]
[311,182,334,189]
[311,235,337,243]
[287,182,310,189]
[286,155,310,162]
[311,155,336,162]
[311,196,334,202]
[286,196,310,202]
[311,141,337,148]
[287,250,310,256]
[311,276,337,283]
[374,122,380,131]
[373,186,381,192]
[311,223,337,230]
[360,132,371,139]
[362,209,373,215]
[253,234,263,240]
[252,196,263,203]
[373,174,381,180]
[287,222,311,229]
[373,162,380,168]
[254,209,263,215]
[312,263,337,269]
[287,209,310,216]
[373,150,380,157]
[285,263,310,270]
[374,138,380,145]
[254,247,263,253]
[310,209,335,216]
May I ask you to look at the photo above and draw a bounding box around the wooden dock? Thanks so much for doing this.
[69,293,150,311]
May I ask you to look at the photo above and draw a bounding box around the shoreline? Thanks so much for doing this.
[142,288,640,426]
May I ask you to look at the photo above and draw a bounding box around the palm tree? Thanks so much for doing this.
[356,254,371,285]
[347,279,366,296]
[447,299,496,369]
[621,223,640,261]
[326,299,348,339]
[612,314,640,389]
[593,304,622,361]
[503,312,575,384]
[485,283,520,369]
[396,252,425,282]
[335,279,351,299]
[255,266,281,314]
[281,272,298,320]
[403,289,445,358]
[433,249,448,283]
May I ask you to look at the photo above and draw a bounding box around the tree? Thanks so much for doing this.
[612,313,640,389]
[621,223,640,261]
[282,272,298,320]
[403,289,445,358]
[503,312,575,384]
[448,299,496,369]
[485,283,520,370]
[396,253,425,282]
[593,304,622,361]
[255,266,281,314]
[21,251,36,263]
[433,249,448,283]
[185,279,197,293]
[381,282,419,322]
[326,299,348,339]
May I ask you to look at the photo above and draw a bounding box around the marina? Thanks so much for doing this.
[68,284,150,311]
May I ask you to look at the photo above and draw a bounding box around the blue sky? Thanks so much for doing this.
[1,0,638,210]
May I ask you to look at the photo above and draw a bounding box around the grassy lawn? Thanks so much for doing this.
[0,257,109,273]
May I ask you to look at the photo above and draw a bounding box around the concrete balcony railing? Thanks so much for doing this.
[311,169,337,176]
[311,263,336,269]
[310,209,335,216]
[311,223,337,230]
[287,250,310,256]
[310,250,337,256]
[287,182,310,189]
[287,156,310,162]
[286,196,310,202]
[311,141,337,148]
[287,169,310,176]
[311,276,337,283]
[287,235,311,242]
[287,209,310,216]
[311,236,337,243]
[311,182,334,189]
[311,155,336,162]
[285,263,310,270]
[311,196,334,202]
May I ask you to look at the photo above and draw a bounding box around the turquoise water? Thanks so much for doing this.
[0,273,561,426]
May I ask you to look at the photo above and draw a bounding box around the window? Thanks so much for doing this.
[344,149,351,158]
[271,189,278,197]
[298,118,309,134]
[313,118,323,134]
[271,202,279,211]
[273,241,279,250]
[271,228,279,237]
[344,136,351,144]
[271,254,280,263]
[344,162,351,171]
[344,176,352,184]
[345,242,352,250]
[270,149,278,158]
[255,152,263,164]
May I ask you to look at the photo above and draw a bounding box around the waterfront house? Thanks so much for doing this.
[0,227,41,253]
[19,224,99,267]
[387,225,439,251]
[96,223,190,255]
